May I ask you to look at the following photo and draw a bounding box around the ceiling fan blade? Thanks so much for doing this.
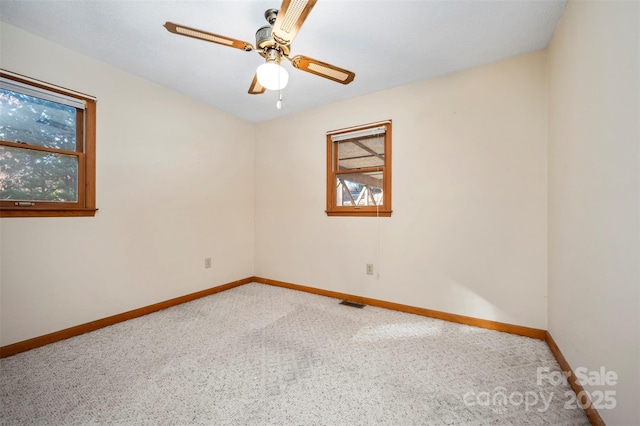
[291,55,355,85]
[248,74,266,95]
[164,22,254,51]
[271,0,317,46]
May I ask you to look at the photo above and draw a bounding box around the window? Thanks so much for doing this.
[0,71,97,217]
[326,121,392,217]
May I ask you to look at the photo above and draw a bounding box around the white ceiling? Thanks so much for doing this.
[0,0,567,123]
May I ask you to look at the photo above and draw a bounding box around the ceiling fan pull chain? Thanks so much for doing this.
[276,66,283,109]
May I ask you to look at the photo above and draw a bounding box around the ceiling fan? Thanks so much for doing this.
[164,0,355,101]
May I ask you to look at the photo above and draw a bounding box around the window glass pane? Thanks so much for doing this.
[336,135,384,171]
[0,145,78,202]
[0,88,77,151]
[336,173,383,206]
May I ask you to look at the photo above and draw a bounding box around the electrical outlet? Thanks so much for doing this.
[205,258,212,269]
[366,263,374,275]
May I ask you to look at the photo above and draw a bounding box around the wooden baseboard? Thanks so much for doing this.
[545,332,605,426]
[251,276,546,340]
[0,277,253,358]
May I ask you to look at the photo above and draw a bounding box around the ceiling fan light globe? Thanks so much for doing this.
[256,63,289,91]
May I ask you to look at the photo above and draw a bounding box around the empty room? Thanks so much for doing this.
[0,0,638,425]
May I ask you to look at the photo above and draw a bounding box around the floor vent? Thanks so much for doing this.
[339,300,366,309]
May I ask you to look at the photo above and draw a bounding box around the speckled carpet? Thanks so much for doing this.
[0,283,589,425]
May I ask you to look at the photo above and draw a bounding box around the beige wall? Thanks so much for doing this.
[547,1,640,424]
[0,24,256,346]
[255,51,549,329]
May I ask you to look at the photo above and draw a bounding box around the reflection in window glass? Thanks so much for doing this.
[336,135,385,171]
[0,145,78,202]
[336,174,383,206]
[0,88,77,151]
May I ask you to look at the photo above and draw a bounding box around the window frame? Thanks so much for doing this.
[0,71,97,218]
[326,120,392,217]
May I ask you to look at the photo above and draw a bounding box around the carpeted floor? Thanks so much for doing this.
[0,283,589,425]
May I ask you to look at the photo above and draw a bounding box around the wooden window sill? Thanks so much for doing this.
[325,210,392,217]
[0,208,99,218]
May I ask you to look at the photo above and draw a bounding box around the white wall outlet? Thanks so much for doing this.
[366,263,374,275]
[205,258,212,269]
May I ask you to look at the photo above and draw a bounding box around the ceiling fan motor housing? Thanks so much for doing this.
[256,25,274,50]
[256,12,290,57]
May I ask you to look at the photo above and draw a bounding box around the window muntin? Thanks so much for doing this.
[326,121,392,217]
[0,72,96,217]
